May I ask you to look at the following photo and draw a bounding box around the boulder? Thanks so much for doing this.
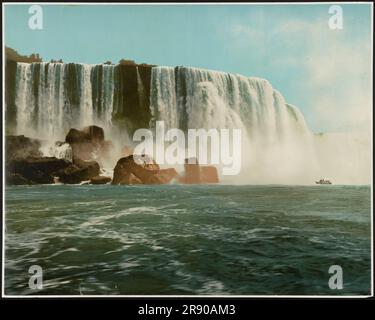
[65,125,104,144]
[181,158,201,184]
[82,125,104,142]
[65,125,110,163]
[112,155,176,185]
[57,157,100,184]
[7,173,35,185]
[6,135,42,161]
[65,128,91,144]
[5,134,101,185]
[90,176,112,185]
[201,166,219,183]
[112,171,143,185]
[6,156,71,185]
[154,168,179,184]
[180,158,219,184]
[112,155,156,185]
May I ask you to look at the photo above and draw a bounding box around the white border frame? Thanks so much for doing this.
[2,1,373,299]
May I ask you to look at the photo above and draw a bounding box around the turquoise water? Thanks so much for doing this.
[4,185,371,295]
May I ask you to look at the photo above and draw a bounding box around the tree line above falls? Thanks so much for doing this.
[5,46,155,66]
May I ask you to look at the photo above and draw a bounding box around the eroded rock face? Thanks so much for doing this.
[6,134,101,185]
[181,158,201,184]
[65,125,111,163]
[6,157,71,184]
[90,176,112,185]
[154,168,179,184]
[112,171,143,185]
[7,173,33,185]
[200,166,219,183]
[112,155,157,185]
[82,125,105,142]
[57,157,100,184]
[6,135,66,185]
[6,135,42,161]
[112,155,177,185]
[65,125,105,144]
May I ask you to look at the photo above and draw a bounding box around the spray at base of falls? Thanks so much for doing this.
[150,66,319,184]
[11,63,370,184]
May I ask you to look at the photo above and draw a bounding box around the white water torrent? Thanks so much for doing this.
[41,142,73,163]
[150,67,179,129]
[14,62,117,141]
[79,64,94,127]
[136,66,146,111]
[12,63,369,184]
[150,66,319,183]
[101,65,115,126]
[15,63,35,138]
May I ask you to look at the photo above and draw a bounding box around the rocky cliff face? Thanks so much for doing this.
[112,64,153,132]
[5,46,320,185]
[6,133,101,185]
[5,47,43,133]
[5,60,17,132]
[6,125,220,185]
[5,47,154,138]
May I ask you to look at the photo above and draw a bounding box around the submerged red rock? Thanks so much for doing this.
[201,166,219,183]
[180,158,219,184]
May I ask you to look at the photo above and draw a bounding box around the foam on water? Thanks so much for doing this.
[5,185,371,295]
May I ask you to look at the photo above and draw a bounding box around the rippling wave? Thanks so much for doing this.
[4,185,371,295]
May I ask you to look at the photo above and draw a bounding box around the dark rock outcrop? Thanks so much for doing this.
[65,125,111,164]
[112,155,178,185]
[66,125,104,144]
[5,60,17,131]
[6,135,42,160]
[6,157,71,184]
[112,64,152,133]
[5,135,66,185]
[5,47,43,63]
[57,157,100,184]
[90,176,111,185]
[7,173,34,185]
[65,128,92,144]
[5,134,100,185]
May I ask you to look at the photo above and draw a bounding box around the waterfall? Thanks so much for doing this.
[136,66,145,111]
[13,62,117,142]
[149,66,318,183]
[15,63,34,137]
[78,64,94,127]
[91,64,115,126]
[16,62,367,184]
[40,141,73,162]
[150,67,178,129]
[150,66,310,136]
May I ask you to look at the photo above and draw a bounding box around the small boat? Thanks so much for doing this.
[315,178,332,185]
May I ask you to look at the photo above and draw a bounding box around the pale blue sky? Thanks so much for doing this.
[4,4,372,132]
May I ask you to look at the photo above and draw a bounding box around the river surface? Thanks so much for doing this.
[4,185,371,296]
